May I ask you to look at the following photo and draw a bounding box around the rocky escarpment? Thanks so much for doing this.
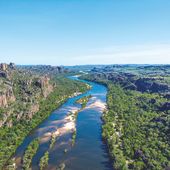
[35,76,53,97]
[0,63,16,79]
[0,63,16,107]
[0,64,90,169]
[90,66,170,94]
[18,65,68,76]
[0,86,16,107]
[0,63,54,128]
[135,78,169,93]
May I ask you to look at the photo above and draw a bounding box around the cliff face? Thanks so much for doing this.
[89,66,170,94]
[18,65,67,75]
[0,63,16,107]
[0,63,54,128]
[35,76,53,97]
[135,78,169,93]
[0,63,91,169]
[0,87,16,107]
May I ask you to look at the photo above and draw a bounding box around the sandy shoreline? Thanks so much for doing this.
[86,97,106,112]
[40,107,78,143]
[42,97,106,142]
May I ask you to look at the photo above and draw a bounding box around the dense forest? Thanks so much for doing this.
[103,84,170,169]
[82,65,170,170]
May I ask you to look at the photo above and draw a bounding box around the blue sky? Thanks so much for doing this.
[0,0,170,65]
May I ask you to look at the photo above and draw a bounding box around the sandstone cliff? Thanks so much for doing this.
[0,87,16,107]
[35,76,53,97]
[0,63,54,128]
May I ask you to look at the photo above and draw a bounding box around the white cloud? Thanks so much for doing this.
[70,43,170,65]
[0,43,170,65]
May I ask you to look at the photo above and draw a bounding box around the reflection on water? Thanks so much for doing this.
[13,76,112,170]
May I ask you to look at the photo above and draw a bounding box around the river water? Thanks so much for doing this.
[13,76,112,170]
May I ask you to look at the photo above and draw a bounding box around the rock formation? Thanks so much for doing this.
[0,63,8,71]
[0,87,15,107]
[0,63,54,128]
[35,76,53,97]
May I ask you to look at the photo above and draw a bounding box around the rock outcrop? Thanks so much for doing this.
[0,62,67,130]
[0,111,12,128]
[35,76,53,97]
[0,63,8,71]
[0,87,15,107]
[20,65,67,75]
[89,66,170,94]
[27,103,40,119]
[0,95,7,107]
[0,62,16,79]
[135,78,169,93]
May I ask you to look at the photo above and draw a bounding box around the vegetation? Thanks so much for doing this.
[23,138,39,170]
[39,151,49,170]
[50,133,57,149]
[0,76,89,169]
[67,95,93,147]
[1,64,170,170]
[76,95,92,108]
[103,84,170,170]
[4,158,16,170]
[71,130,77,146]
[70,95,92,146]
[82,65,170,170]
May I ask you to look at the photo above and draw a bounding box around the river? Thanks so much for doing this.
[13,76,112,170]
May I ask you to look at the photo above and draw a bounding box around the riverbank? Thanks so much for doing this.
[3,78,89,169]
[7,76,112,170]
